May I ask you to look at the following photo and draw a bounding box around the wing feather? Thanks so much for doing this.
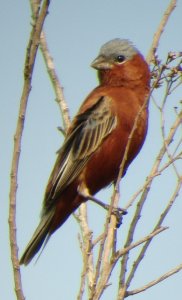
[44,96,117,210]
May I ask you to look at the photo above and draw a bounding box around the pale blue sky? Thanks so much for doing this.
[1,1,182,300]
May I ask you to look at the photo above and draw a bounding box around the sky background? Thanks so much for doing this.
[1,1,182,300]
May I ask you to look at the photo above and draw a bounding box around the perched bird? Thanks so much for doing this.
[20,38,150,265]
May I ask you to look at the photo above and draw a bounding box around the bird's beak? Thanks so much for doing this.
[91,56,113,70]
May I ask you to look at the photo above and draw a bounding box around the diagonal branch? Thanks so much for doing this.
[39,31,71,130]
[114,227,167,262]
[30,0,71,131]
[118,110,182,296]
[147,0,177,63]
[126,263,182,297]
[125,179,182,289]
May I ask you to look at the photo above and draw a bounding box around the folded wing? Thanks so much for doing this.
[43,96,117,211]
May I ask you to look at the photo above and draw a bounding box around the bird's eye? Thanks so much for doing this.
[116,55,125,63]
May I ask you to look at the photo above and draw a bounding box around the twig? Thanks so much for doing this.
[114,227,167,262]
[90,192,120,300]
[77,204,94,300]
[161,102,181,179]
[118,110,182,295]
[116,95,153,292]
[147,0,177,63]
[8,1,51,300]
[92,234,105,247]
[30,0,71,131]
[124,151,181,210]
[90,227,167,300]
[170,78,182,93]
[158,78,181,177]
[39,31,71,130]
[126,263,182,297]
[109,227,167,300]
[125,177,182,289]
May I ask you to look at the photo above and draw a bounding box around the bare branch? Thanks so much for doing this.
[77,204,94,300]
[118,110,182,296]
[114,227,168,262]
[39,31,71,130]
[125,178,182,289]
[147,0,177,63]
[30,0,71,131]
[8,1,51,299]
[90,227,167,300]
[126,263,182,297]
[124,150,181,210]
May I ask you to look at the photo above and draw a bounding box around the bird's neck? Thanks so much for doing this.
[97,54,150,99]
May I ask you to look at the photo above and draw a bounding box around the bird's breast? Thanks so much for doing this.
[82,91,148,195]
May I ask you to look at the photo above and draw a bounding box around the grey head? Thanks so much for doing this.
[91,38,139,70]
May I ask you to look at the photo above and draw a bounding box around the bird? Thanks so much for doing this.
[20,38,150,265]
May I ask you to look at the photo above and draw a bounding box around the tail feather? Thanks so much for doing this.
[20,210,54,265]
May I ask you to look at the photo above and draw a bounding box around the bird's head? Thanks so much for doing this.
[91,39,150,88]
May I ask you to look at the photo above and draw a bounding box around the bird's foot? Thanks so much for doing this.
[88,196,127,228]
[78,186,127,228]
[111,207,127,228]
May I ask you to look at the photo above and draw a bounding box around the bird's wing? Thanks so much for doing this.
[44,96,117,208]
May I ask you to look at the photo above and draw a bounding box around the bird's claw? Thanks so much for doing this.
[96,202,127,228]
[110,207,127,228]
[77,186,127,227]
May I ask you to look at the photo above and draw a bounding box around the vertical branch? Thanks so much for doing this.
[90,192,119,299]
[8,1,51,300]
[147,0,177,63]
[77,204,94,300]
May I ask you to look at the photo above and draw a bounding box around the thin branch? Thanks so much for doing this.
[30,0,71,131]
[157,74,182,179]
[117,95,154,291]
[77,204,94,300]
[90,227,167,300]
[114,227,167,262]
[126,263,182,297]
[90,192,120,300]
[124,151,181,210]
[147,0,177,63]
[119,187,150,290]
[8,1,51,300]
[116,96,150,194]
[125,177,182,289]
[39,31,71,130]
[116,227,167,298]
[170,78,182,93]
[118,110,182,294]
[92,233,105,247]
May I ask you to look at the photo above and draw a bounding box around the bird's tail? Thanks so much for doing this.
[19,210,55,265]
